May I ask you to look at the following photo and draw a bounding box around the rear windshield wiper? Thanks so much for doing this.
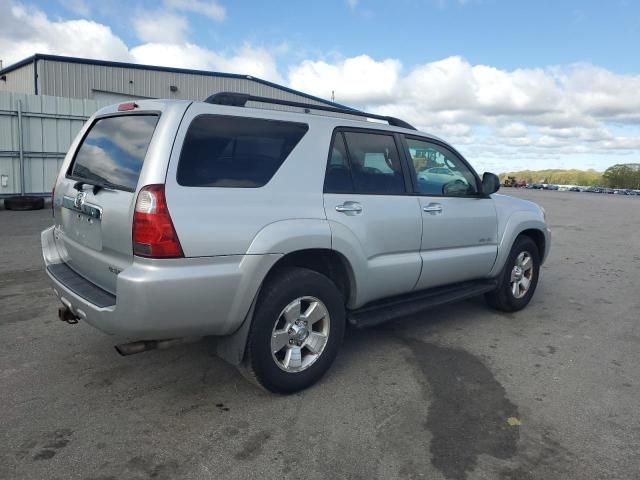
[73,180,116,194]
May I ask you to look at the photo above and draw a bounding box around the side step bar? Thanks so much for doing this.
[347,280,497,329]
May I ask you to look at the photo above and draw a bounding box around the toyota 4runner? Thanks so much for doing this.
[42,93,550,393]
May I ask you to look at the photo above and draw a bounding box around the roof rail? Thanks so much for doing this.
[204,92,417,130]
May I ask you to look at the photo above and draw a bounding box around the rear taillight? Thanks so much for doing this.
[132,185,183,258]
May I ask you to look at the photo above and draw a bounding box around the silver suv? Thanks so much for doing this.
[42,93,550,393]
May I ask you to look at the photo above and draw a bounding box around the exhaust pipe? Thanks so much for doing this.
[58,306,79,324]
[114,337,200,356]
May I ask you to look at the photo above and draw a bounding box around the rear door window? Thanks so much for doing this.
[324,133,354,193]
[342,131,406,194]
[69,114,159,191]
[177,115,309,187]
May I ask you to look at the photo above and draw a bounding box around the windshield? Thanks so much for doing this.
[69,114,159,191]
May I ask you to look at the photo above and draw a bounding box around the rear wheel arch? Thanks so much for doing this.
[262,248,356,306]
[216,248,355,368]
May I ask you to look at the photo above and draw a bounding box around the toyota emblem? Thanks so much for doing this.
[74,191,87,209]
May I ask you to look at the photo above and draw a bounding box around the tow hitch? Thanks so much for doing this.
[58,306,79,324]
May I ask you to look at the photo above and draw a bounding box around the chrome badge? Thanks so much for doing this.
[74,191,87,209]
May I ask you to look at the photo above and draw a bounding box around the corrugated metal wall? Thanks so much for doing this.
[0,91,109,196]
[0,63,35,94]
[37,59,330,106]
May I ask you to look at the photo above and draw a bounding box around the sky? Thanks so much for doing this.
[1,0,640,173]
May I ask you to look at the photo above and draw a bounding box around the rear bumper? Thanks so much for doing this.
[41,226,280,339]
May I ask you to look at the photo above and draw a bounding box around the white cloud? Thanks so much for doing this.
[289,55,401,104]
[164,0,225,22]
[496,123,528,138]
[130,43,283,82]
[0,0,131,64]
[0,1,279,82]
[346,0,359,10]
[286,53,640,171]
[133,12,189,44]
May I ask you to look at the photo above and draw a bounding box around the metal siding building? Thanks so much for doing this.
[0,54,338,108]
[0,62,35,94]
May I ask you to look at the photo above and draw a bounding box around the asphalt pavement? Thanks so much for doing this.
[1,189,638,480]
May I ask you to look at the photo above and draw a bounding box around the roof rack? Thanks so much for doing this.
[204,92,417,130]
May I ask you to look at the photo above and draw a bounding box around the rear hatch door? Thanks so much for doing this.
[54,107,167,294]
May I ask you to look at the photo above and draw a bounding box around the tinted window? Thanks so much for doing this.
[70,115,158,191]
[343,132,405,194]
[406,138,478,196]
[178,115,308,187]
[324,133,354,193]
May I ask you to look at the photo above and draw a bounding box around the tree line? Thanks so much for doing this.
[602,164,640,189]
[499,163,640,189]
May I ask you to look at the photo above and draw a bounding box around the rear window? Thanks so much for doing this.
[69,114,159,191]
[177,115,308,187]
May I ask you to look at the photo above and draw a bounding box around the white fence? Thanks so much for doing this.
[0,92,110,196]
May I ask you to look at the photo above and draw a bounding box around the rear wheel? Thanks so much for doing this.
[485,236,540,312]
[244,267,345,393]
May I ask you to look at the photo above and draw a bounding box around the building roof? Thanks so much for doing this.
[0,53,347,109]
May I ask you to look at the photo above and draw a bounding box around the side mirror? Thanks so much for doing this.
[482,172,500,195]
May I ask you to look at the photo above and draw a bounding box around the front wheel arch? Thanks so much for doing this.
[486,234,541,312]
[519,228,546,263]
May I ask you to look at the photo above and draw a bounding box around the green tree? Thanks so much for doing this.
[498,169,603,186]
[603,164,640,189]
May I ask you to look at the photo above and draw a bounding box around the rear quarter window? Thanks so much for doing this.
[69,114,159,191]
[177,115,308,188]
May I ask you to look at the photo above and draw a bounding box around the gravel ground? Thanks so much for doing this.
[1,189,638,480]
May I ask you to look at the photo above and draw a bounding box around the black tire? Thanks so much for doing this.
[4,196,45,211]
[244,267,345,393]
[485,235,540,312]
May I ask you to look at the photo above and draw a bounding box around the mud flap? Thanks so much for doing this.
[213,293,258,366]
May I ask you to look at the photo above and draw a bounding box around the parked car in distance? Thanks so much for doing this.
[42,93,551,393]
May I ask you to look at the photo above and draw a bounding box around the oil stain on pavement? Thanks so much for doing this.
[401,338,520,480]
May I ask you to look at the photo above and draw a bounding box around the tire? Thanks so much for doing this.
[485,235,540,312]
[244,267,346,393]
[4,196,45,211]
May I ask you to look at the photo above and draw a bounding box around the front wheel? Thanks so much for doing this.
[244,267,345,393]
[485,236,540,312]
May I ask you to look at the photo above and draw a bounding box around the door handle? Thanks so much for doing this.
[335,202,363,214]
[423,203,443,214]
